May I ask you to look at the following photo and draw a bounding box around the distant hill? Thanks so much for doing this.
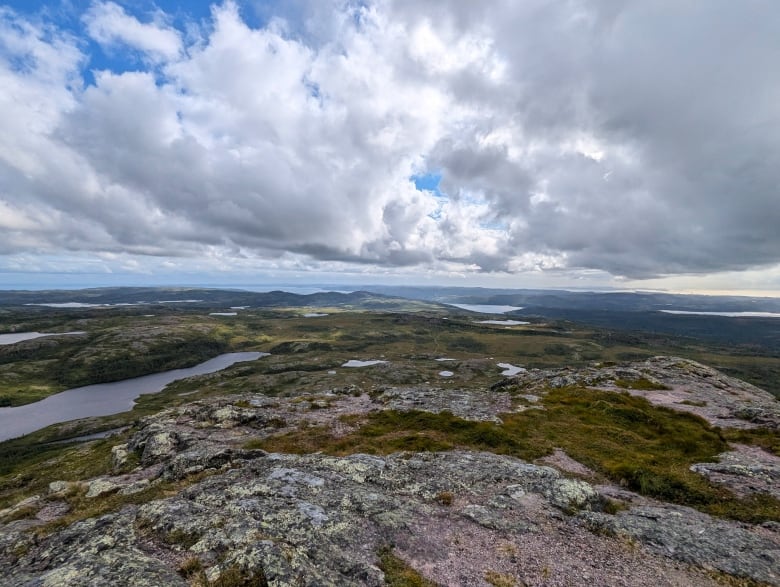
[0,287,444,312]
[347,286,780,354]
[356,285,780,313]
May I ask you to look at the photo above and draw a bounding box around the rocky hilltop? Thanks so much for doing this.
[1,357,779,586]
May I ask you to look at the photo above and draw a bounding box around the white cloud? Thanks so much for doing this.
[0,1,779,290]
[83,1,182,60]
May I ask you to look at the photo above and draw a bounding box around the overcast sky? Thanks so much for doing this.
[0,0,779,293]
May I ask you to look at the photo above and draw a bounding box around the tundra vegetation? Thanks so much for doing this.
[0,293,778,585]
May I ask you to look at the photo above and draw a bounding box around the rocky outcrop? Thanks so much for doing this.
[1,357,779,586]
[581,504,780,585]
[7,447,774,586]
[499,356,780,429]
[377,386,521,423]
[691,443,780,499]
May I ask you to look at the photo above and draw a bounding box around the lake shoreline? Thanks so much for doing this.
[0,352,267,443]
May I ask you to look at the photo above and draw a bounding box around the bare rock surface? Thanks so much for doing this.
[502,356,780,429]
[626,357,780,429]
[6,445,771,586]
[581,505,780,585]
[537,448,597,478]
[1,357,779,586]
[378,386,518,422]
[692,443,780,499]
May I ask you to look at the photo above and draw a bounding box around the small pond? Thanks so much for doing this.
[497,363,526,376]
[341,360,387,367]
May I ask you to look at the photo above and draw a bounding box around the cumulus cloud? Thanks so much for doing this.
[83,1,182,60]
[0,0,778,282]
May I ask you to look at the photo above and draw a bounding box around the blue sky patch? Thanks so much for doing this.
[1,0,273,85]
[412,172,443,196]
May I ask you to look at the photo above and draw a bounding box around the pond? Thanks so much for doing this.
[341,359,387,367]
[0,352,267,442]
[497,363,526,376]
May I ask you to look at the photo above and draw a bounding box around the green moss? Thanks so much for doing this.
[614,377,669,390]
[209,566,269,587]
[378,548,437,587]
[544,343,572,356]
[165,528,201,548]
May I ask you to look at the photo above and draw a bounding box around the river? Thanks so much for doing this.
[0,352,267,442]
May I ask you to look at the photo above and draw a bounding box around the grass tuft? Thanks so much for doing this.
[484,570,517,587]
[435,491,454,506]
[253,387,780,523]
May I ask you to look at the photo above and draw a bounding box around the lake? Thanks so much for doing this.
[448,304,524,314]
[659,310,780,318]
[0,352,267,442]
[0,331,86,345]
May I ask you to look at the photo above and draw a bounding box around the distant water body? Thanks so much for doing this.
[27,300,203,308]
[660,310,780,318]
[0,331,86,345]
[342,359,387,367]
[0,352,266,442]
[448,304,524,314]
[497,363,526,376]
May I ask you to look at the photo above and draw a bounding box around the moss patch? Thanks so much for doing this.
[614,377,669,390]
[378,548,437,587]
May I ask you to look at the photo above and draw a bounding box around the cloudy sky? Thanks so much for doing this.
[0,0,779,293]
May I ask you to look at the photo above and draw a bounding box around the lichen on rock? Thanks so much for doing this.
[1,357,779,586]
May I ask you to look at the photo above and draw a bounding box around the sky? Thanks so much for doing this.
[0,1,779,294]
